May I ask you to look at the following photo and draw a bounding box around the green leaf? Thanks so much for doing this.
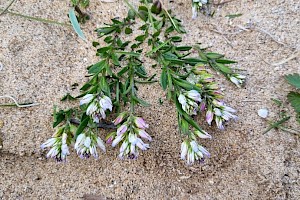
[97,27,116,36]
[135,35,146,42]
[117,66,129,76]
[206,53,224,59]
[92,41,99,47]
[125,27,133,34]
[170,36,182,42]
[287,91,300,113]
[127,9,135,20]
[61,93,76,101]
[132,96,150,107]
[75,114,89,137]
[53,109,65,128]
[285,73,300,89]
[69,8,86,41]
[160,69,168,90]
[182,58,206,65]
[100,76,110,95]
[215,63,232,74]
[215,59,237,64]
[115,51,140,57]
[88,60,106,74]
[176,46,192,51]
[111,53,120,66]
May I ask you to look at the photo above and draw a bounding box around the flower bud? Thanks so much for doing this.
[151,0,162,14]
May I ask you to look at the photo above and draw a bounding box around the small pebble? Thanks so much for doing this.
[258,108,269,118]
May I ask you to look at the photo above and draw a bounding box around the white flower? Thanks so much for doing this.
[100,96,113,111]
[186,90,201,102]
[84,94,113,122]
[80,94,94,105]
[75,132,106,159]
[41,132,70,162]
[181,141,188,160]
[86,102,97,116]
[41,138,56,149]
[178,94,187,107]
[194,130,212,139]
[178,93,199,115]
[112,134,124,147]
[229,74,246,88]
[181,140,210,165]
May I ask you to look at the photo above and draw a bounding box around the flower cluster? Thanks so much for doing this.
[186,66,238,130]
[192,0,208,19]
[75,131,106,159]
[181,139,210,165]
[178,90,202,115]
[107,113,152,159]
[80,93,113,123]
[206,100,237,130]
[41,127,70,162]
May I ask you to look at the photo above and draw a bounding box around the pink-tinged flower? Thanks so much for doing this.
[113,112,128,125]
[136,138,149,150]
[112,134,124,147]
[206,109,214,125]
[106,136,113,144]
[80,94,94,105]
[194,130,212,139]
[136,129,152,141]
[198,145,210,158]
[186,90,201,102]
[117,124,128,136]
[223,105,236,113]
[215,116,224,130]
[180,141,188,160]
[134,117,149,129]
[200,101,206,112]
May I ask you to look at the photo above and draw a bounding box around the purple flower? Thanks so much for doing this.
[206,109,214,125]
[113,112,128,125]
[136,129,152,141]
[134,117,149,129]
[117,124,128,136]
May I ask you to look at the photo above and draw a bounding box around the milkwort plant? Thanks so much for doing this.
[41,0,245,165]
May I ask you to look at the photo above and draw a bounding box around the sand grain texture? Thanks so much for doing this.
[0,0,299,199]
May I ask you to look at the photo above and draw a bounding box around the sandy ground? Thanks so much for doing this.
[0,0,300,199]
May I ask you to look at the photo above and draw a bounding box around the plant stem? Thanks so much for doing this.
[0,8,71,26]
[129,59,135,114]
[0,0,16,16]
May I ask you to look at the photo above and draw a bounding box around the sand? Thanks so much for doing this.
[0,0,299,199]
